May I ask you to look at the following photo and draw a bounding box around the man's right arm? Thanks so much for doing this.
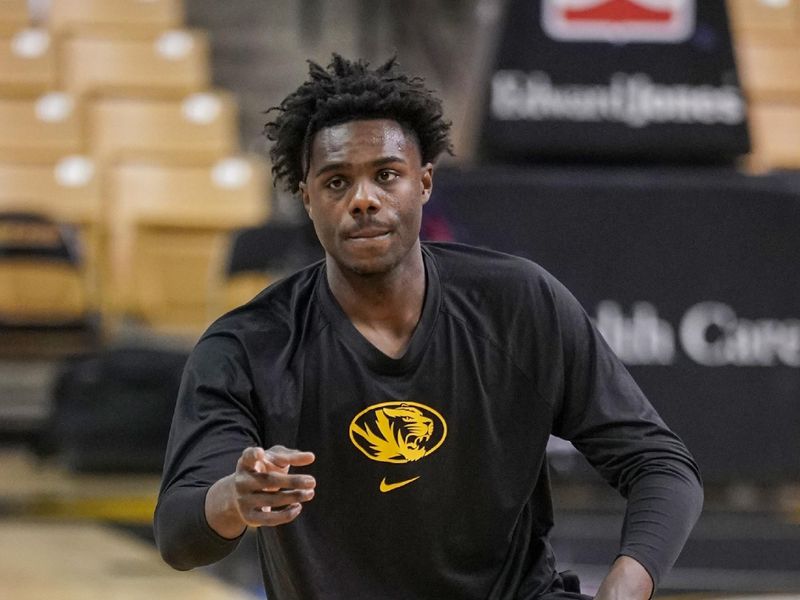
[156,445,316,570]
[154,335,312,570]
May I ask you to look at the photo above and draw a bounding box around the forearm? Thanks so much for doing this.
[618,468,703,589]
[154,484,244,570]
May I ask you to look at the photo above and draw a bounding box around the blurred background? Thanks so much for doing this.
[0,0,798,598]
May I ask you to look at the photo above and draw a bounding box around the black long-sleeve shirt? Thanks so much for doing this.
[155,242,703,599]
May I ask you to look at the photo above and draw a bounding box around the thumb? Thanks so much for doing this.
[239,446,268,473]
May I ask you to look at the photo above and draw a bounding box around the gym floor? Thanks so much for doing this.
[1,447,799,599]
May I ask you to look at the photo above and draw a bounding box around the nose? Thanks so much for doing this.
[348,179,381,217]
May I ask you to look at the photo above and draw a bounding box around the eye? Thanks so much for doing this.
[376,170,398,183]
[325,176,347,191]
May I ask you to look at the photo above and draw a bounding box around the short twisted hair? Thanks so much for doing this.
[264,54,453,193]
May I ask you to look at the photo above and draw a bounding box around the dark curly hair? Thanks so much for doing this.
[264,54,453,193]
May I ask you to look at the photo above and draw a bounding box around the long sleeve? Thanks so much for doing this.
[548,274,703,588]
[154,333,262,570]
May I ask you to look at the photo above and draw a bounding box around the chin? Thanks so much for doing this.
[333,246,398,277]
[331,240,417,277]
[345,258,395,277]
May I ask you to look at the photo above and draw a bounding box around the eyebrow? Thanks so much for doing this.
[313,156,408,178]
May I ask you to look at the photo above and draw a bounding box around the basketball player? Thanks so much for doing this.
[155,55,703,599]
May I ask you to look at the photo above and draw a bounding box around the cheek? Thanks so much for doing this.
[398,190,425,221]
[310,221,335,255]
[312,207,341,242]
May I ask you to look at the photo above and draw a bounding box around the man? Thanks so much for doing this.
[155,55,703,599]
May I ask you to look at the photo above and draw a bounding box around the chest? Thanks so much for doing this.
[257,320,555,496]
[252,318,559,580]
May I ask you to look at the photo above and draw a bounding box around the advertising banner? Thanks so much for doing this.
[479,0,751,163]
[429,167,800,482]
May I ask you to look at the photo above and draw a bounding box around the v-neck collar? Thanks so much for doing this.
[315,246,441,375]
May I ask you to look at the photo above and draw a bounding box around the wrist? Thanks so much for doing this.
[205,474,247,540]
[595,556,654,600]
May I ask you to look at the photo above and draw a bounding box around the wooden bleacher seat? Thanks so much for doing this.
[0,28,56,96]
[0,157,100,227]
[0,212,99,357]
[216,222,324,315]
[736,39,800,103]
[0,212,87,323]
[747,103,800,170]
[728,0,800,171]
[47,0,183,37]
[0,92,84,163]
[0,157,102,307]
[0,0,28,34]
[107,156,270,331]
[88,92,237,165]
[727,0,799,39]
[60,30,210,99]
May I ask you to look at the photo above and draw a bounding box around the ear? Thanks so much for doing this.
[420,163,433,206]
[299,181,312,219]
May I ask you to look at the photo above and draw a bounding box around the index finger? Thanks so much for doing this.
[265,445,316,469]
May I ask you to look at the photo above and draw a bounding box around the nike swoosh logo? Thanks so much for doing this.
[379,476,420,493]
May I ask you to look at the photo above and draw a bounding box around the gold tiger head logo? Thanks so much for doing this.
[349,401,447,463]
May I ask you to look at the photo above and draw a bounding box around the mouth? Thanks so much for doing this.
[346,227,392,241]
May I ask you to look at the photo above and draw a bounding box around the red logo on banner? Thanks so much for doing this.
[542,0,695,43]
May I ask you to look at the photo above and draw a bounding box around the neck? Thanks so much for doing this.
[326,244,426,358]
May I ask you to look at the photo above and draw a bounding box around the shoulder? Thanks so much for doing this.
[424,241,561,303]
[200,261,325,351]
[424,242,588,345]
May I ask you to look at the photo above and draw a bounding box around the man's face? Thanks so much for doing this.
[300,119,433,277]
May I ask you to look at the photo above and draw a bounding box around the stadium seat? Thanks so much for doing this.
[0,93,84,163]
[730,2,800,171]
[88,92,237,165]
[727,0,799,38]
[0,157,102,306]
[47,0,183,36]
[0,212,98,357]
[0,0,28,34]
[0,157,100,226]
[747,103,800,170]
[60,30,210,98]
[216,222,324,315]
[106,156,270,331]
[0,212,87,322]
[0,28,56,96]
[736,39,800,103]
